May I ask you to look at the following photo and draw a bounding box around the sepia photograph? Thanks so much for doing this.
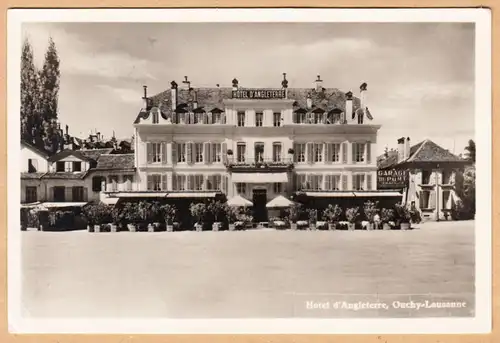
[8,8,491,334]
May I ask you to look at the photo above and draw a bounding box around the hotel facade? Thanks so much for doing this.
[112,75,397,221]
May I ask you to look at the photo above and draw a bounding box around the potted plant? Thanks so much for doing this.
[380,208,394,230]
[226,206,239,231]
[208,201,226,231]
[161,204,177,232]
[363,201,379,231]
[323,204,342,230]
[394,203,411,230]
[287,203,301,230]
[110,206,123,232]
[149,201,162,232]
[345,207,359,231]
[123,202,140,232]
[190,202,207,231]
[307,208,318,230]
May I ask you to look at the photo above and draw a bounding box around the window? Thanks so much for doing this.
[272,142,282,162]
[123,175,134,191]
[28,159,38,173]
[255,112,263,127]
[297,112,307,124]
[255,142,265,162]
[53,186,66,202]
[25,186,37,203]
[193,175,204,191]
[175,174,186,191]
[327,143,341,163]
[56,161,65,172]
[212,112,221,124]
[73,161,82,172]
[211,143,222,163]
[442,170,452,184]
[308,174,323,190]
[295,174,307,190]
[237,143,246,162]
[237,111,245,127]
[92,176,105,192]
[273,183,283,193]
[236,183,246,194]
[419,190,431,209]
[353,143,366,163]
[295,143,306,163]
[421,170,431,185]
[152,110,159,124]
[273,112,281,127]
[147,174,163,191]
[177,143,186,163]
[195,143,204,163]
[324,175,341,191]
[72,186,85,202]
[108,176,119,191]
[148,142,163,163]
[314,143,323,163]
[207,174,222,191]
[442,190,451,209]
[353,174,365,191]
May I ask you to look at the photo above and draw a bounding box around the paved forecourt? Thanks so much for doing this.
[21,220,475,318]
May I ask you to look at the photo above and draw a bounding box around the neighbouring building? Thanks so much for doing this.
[21,140,51,203]
[379,137,471,221]
[101,74,402,221]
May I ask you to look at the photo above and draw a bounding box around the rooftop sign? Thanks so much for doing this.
[232,89,286,100]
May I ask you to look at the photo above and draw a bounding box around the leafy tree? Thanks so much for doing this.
[454,166,476,219]
[20,38,40,142]
[39,37,60,122]
[464,139,476,163]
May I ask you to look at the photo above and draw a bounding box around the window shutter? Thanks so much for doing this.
[186,142,193,164]
[367,173,373,190]
[325,143,331,163]
[189,113,194,124]
[162,142,167,164]
[419,191,425,208]
[293,144,297,162]
[64,187,71,202]
[352,143,356,163]
[429,190,436,209]
[306,142,313,164]
[172,174,177,191]
[221,142,227,163]
[171,143,177,164]
[292,111,297,124]
[204,142,211,164]
[147,175,153,191]
[147,142,153,163]
[366,142,371,164]
[342,174,348,191]
[83,187,88,201]
[342,142,348,164]
[187,174,193,190]
[324,175,331,190]
[161,174,167,191]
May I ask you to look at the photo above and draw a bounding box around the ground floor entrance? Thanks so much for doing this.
[252,188,268,222]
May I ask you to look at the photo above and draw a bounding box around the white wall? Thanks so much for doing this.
[20,145,49,173]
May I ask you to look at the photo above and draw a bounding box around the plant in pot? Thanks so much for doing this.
[226,206,239,231]
[380,208,395,230]
[135,201,152,232]
[161,204,177,232]
[323,204,342,230]
[307,208,318,230]
[123,202,140,232]
[363,201,379,231]
[110,206,123,232]
[190,202,207,231]
[82,203,96,232]
[148,201,162,232]
[208,200,226,231]
[345,207,359,231]
[287,203,301,230]
[394,203,411,230]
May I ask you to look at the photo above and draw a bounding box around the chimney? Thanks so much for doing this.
[142,85,148,110]
[170,81,178,111]
[281,73,288,98]
[404,137,411,160]
[182,76,191,89]
[397,137,405,162]
[232,78,239,91]
[315,75,323,91]
[345,90,353,124]
[360,82,368,110]
[65,125,69,136]
[193,90,198,110]
[306,93,312,109]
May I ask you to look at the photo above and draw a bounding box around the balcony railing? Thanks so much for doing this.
[224,157,294,171]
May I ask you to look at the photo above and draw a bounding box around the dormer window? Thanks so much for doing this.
[56,161,65,172]
[73,161,82,172]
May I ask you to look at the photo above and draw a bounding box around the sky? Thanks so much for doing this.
[22,22,475,156]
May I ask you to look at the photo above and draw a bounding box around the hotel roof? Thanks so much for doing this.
[95,153,135,170]
[134,86,364,124]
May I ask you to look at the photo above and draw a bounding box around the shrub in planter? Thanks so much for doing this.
[226,206,239,231]
[190,202,207,231]
[208,200,226,231]
[363,201,379,230]
[82,203,111,232]
[394,203,411,230]
[161,204,177,232]
[110,206,124,232]
[287,203,303,230]
[236,213,253,230]
[323,204,342,230]
[148,201,163,232]
[122,202,141,232]
[345,207,359,231]
[307,208,318,230]
[380,208,395,230]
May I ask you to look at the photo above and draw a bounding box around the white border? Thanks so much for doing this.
[7,8,492,334]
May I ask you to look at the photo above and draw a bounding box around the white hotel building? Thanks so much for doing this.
[103,75,400,220]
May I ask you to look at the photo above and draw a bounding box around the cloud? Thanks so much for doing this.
[96,84,143,105]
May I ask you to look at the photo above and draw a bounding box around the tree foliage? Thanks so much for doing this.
[464,139,476,163]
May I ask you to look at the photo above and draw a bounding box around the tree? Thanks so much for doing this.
[454,166,476,219]
[464,139,476,163]
[20,38,40,143]
[39,37,60,122]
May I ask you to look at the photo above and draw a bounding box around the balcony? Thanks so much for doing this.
[224,157,294,172]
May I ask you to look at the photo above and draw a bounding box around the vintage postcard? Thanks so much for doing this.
[7,8,491,334]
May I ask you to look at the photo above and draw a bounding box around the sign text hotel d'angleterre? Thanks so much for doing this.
[232,89,286,100]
